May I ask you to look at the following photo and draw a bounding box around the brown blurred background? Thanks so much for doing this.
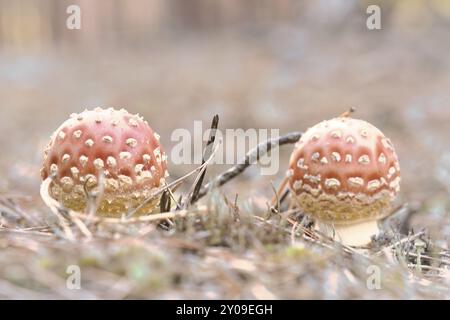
[1,0,450,239]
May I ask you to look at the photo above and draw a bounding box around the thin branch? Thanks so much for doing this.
[339,107,356,118]
[195,131,303,202]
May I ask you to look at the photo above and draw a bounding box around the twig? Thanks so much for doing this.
[373,230,427,256]
[195,131,303,202]
[407,264,449,273]
[0,227,54,237]
[339,107,356,118]
[269,182,280,214]
[254,214,366,258]
[406,252,449,264]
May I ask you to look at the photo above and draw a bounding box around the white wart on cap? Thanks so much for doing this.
[288,116,401,246]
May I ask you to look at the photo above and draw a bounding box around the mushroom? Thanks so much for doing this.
[40,107,169,216]
[287,115,400,246]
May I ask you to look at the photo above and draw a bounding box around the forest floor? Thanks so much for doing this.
[1,22,450,299]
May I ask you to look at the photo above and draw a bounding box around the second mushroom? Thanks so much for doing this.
[287,115,401,246]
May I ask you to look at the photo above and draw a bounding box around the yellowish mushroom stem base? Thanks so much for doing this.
[315,220,380,247]
[50,181,160,217]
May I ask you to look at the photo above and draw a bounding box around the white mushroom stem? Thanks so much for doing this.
[316,220,380,247]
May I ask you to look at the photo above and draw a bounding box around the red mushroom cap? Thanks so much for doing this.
[288,117,400,225]
[41,107,168,216]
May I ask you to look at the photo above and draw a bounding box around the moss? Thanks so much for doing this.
[284,245,309,260]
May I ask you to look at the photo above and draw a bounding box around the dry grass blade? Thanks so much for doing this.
[180,137,222,209]
[373,230,427,256]
[185,114,219,207]
[270,177,288,210]
[0,196,41,226]
[407,252,450,264]
[41,176,209,224]
[40,178,93,239]
[159,190,171,213]
[164,181,181,210]
[39,177,75,241]
[85,170,105,220]
[79,205,209,224]
[125,153,218,217]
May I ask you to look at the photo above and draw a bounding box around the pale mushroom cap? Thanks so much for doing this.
[41,108,169,216]
[288,117,400,225]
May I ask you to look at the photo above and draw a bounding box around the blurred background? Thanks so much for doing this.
[0,0,450,241]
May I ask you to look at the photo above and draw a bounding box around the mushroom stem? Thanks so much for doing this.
[316,220,380,247]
